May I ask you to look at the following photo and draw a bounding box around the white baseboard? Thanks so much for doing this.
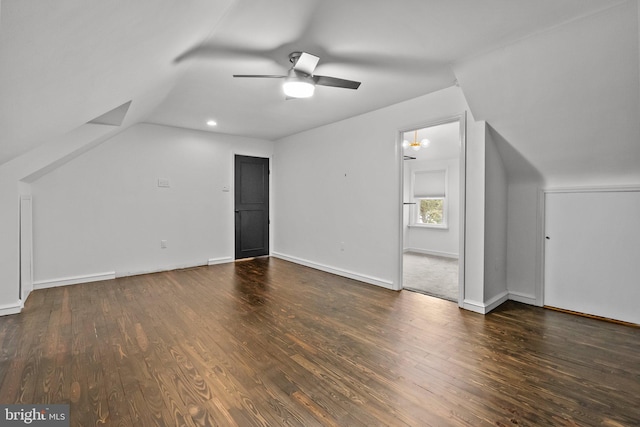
[404,248,458,259]
[462,299,485,314]
[33,271,116,290]
[509,291,538,306]
[208,257,234,265]
[0,301,23,316]
[463,290,509,314]
[272,252,396,290]
[116,260,209,278]
[31,258,229,292]
[485,291,510,312]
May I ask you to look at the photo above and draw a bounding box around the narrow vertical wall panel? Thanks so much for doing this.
[20,195,33,301]
[544,190,640,324]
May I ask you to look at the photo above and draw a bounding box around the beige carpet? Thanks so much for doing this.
[403,252,458,302]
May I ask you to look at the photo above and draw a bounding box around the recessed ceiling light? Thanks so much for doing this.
[206,120,217,127]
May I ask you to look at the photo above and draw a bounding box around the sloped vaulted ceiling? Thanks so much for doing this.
[0,0,632,170]
[0,0,236,166]
[454,1,640,184]
[145,0,629,140]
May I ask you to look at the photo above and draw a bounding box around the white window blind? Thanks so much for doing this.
[413,170,446,198]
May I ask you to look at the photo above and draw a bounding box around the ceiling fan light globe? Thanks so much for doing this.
[411,145,421,151]
[421,138,430,147]
[402,140,409,148]
[283,81,315,98]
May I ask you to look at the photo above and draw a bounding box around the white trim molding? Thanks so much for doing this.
[32,258,234,293]
[116,261,209,278]
[463,291,509,314]
[544,184,640,194]
[509,291,538,306]
[33,272,116,290]
[272,252,395,290]
[536,187,545,307]
[0,301,24,317]
[208,257,234,266]
[403,248,458,259]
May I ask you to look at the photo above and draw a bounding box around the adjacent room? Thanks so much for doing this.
[1,0,639,425]
[402,120,462,302]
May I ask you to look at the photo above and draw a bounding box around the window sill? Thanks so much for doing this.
[408,224,449,230]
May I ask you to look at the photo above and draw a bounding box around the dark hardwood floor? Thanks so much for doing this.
[0,257,638,426]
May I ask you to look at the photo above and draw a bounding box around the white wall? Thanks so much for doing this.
[462,120,487,308]
[483,128,508,304]
[273,86,492,312]
[405,158,460,258]
[402,162,411,246]
[0,68,197,314]
[505,181,543,305]
[31,123,273,285]
[0,123,119,314]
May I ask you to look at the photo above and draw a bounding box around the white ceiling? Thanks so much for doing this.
[403,121,460,161]
[0,0,236,164]
[146,0,626,140]
[0,0,629,166]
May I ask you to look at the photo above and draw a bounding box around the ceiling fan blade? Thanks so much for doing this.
[292,52,319,75]
[313,75,361,90]
[233,74,286,78]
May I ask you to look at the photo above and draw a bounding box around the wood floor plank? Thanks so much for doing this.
[1,288,54,405]
[0,257,638,426]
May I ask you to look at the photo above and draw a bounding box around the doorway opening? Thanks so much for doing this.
[399,116,465,305]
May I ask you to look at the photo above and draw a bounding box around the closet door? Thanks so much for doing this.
[234,155,269,260]
[544,190,640,324]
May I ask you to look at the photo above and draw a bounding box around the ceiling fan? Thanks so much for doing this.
[233,51,361,99]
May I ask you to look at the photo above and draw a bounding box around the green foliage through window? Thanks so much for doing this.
[418,198,444,225]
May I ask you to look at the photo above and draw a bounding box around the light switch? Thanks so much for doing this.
[222,185,230,192]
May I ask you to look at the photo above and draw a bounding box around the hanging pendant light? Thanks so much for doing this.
[402,130,430,151]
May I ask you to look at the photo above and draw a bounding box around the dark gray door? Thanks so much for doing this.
[235,155,269,259]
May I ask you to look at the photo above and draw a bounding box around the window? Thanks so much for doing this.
[412,169,447,228]
[417,198,444,225]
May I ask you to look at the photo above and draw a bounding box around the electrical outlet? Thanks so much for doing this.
[160,240,167,249]
[340,242,345,251]
[157,178,170,188]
